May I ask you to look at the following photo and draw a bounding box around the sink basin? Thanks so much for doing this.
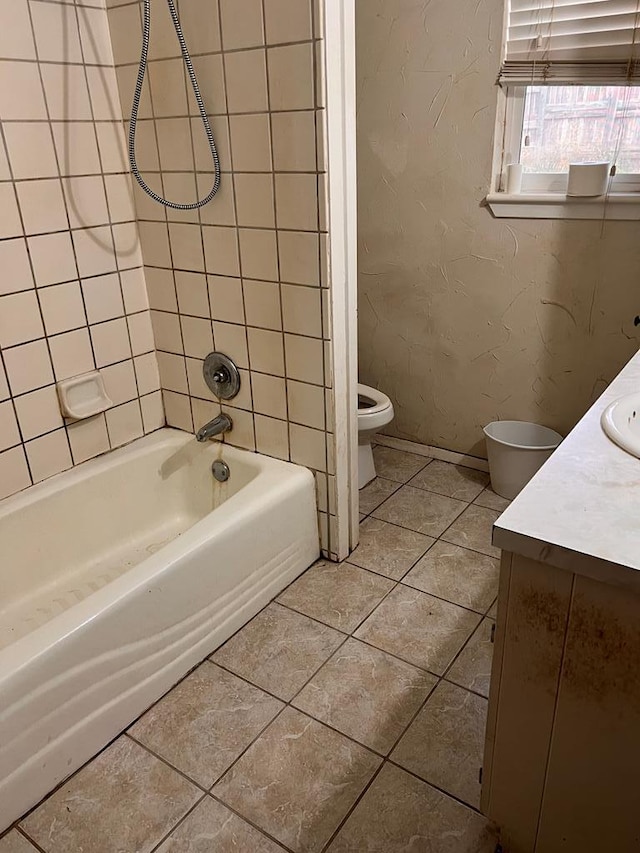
[601,392,640,458]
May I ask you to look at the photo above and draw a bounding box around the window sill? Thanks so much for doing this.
[485,192,640,221]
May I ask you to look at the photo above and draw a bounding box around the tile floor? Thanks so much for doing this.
[2,446,509,853]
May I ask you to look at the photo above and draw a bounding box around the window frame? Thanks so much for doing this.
[487,85,640,220]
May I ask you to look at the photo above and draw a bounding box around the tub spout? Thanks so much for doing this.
[196,413,232,442]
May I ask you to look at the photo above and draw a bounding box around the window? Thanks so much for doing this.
[488,0,640,218]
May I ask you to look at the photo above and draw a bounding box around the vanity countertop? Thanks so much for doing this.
[493,347,640,593]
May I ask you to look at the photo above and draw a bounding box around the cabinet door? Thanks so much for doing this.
[536,574,640,852]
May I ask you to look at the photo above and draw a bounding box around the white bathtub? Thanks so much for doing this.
[0,428,318,831]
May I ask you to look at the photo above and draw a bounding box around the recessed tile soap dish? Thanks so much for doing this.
[57,371,112,420]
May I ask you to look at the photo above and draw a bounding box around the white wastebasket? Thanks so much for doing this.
[483,421,562,500]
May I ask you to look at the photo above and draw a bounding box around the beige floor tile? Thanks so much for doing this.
[156,796,285,852]
[354,585,480,675]
[277,560,394,633]
[347,517,435,580]
[0,832,38,853]
[391,681,488,808]
[292,637,437,754]
[474,485,510,512]
[402,540,499,613]
[487,598,497,618]
[441,504,501,558]
[409,460,488,501]
[129,661,283,787]
[211,603,344,701]
[21,737,200,853]
[447,618,495,698]
[359,476,400,514]
[372,445,430,482]
[372,485,467,537]
[327,763,500,853]
[213,707,381,853]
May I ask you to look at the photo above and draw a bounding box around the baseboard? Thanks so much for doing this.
[375,434,489,473]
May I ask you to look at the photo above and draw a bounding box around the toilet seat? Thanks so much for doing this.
[357,384,394,433]
[357,384,392,417]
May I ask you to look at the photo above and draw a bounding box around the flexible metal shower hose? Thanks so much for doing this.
[128,0,221,209]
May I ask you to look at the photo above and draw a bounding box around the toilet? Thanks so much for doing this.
[357,383,395,489]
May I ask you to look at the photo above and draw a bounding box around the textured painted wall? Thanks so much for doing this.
[356,0,640,457]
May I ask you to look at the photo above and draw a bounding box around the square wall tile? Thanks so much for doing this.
[121,269,148,314]
[73,227,117,279]
[264,0,312,43]
[0,292,44,348]
[243,279,282,331]
[155,119,194,173]
[0,446,31,500]
[202,226,240,277]
[289,422,326,470]
[238,229,278,281]
[208,275,245,324]
[78,6,114,65]
[63,176,109,229]
[39,282,86,336]
[26,428,72,484]
[221,404,255,450]
[4,124,58,180]
[31,1,82,63]
[234,174,275,228]
[51,122,101,176]
[271,111,317,171]
[0,240,34,296]
[49,329,94,380]
[67,413,109,464]
[157,351,188,393]
[86,66,121,122]
[0,359,8,401]
[281,284,322,337]
[106,400,143,447]
[180,316,213,359]
[284,334,323,385]
[247,327,284,376]
[141,390,165,432]
[151,310,183,354]
[255,413,289,459]
[190,55,227,115]
[275,174,318,231]
[28,233,77,288]
[134,353,161,396]
[267,43,315,111]
[163,389,192,430]
[104,174,136,224]
[220,0,264,49]
[251,372,287,419]
[128,312,155,356]
[213,322,249,369]
[175,271,209,318]
[224,49,268,113]
[145,268,177,313]
[0,1,36,60]
[287,379,325,428]
[148,58,188,118]
[278,230,319,286]
[229,114,272,171]
[16,180,68,235]
[0,61,46,119]
[101,360,138,406]
[3,340,54,395]
[176,0,221,53]
[41,64,92,121]
[82,273,124,324]
[169,223,205,273]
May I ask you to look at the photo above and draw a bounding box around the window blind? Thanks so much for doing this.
[499,0,640,84]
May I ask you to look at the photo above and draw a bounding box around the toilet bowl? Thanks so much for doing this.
[357,383,394,489]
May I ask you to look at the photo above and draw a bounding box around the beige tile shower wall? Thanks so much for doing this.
[0,0,162,502]
[107,0,339,556]
[356,0,640,457]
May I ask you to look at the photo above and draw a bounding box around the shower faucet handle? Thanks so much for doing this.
[203,352,241,400]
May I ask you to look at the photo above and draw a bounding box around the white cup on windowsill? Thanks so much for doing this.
[567,162,611,197]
